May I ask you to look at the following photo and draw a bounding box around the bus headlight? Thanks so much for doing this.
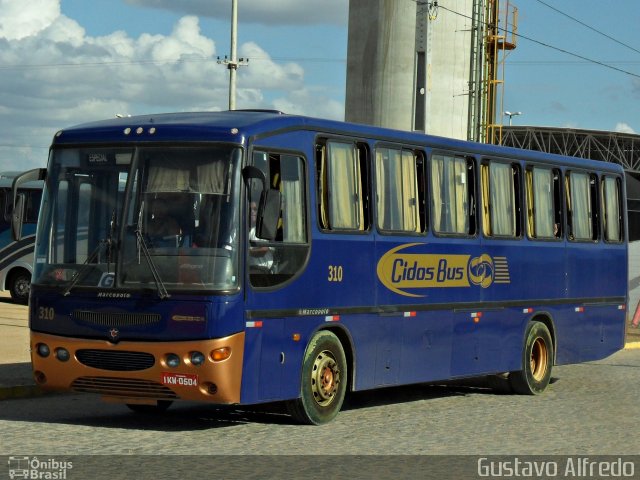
[55,347,70,362]
[36,343,50,358]
[190,351,205,366]
[165,353,181,368]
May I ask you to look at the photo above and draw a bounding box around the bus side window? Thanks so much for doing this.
[566,171,599,242]
[481,160,522,238]
[0,189,6,222]
[602,175,623,243]
[526,166,562,239]
[317,140,370,232]
[375,147,425,234]
[430,153,475,236]
[25,190,43,224]
[249,151,309,288]
[0,189,41,224]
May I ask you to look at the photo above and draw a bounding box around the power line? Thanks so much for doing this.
[510,60,640,66]
[0,144,49,149]
[0,56,344,71]
[533,0,640,56]
[432,2,640,80]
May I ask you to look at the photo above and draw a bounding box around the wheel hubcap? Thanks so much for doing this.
[530,337,548,381]
[311,350,340,406]
[16,280,29,296]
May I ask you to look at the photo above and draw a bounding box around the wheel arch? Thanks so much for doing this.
[6,266,31,289]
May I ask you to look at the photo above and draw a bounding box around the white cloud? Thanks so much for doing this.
[614,122,636,134]
[0,0,344,171]
[239,42,304,90]
[124,0,348,26]
[141,16,215,63]
[272,88,344,121]
[0,0,60,40]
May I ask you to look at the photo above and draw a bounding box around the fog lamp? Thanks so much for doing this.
[55,347,70,362]
[190,351,205,366]
[165,353,181,368]
[36,343,50,358]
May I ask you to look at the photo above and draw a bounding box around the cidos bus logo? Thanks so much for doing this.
[468,254,494,288]
[376,243,510,297]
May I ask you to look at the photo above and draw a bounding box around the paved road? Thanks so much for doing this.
[1,349,639,456]
[0,295,30,364]
[1,291,640,479]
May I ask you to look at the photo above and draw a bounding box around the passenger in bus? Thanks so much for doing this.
[147,197,182,247]
[249,201,274,273]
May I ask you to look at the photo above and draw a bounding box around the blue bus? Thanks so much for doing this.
[13,111,627,424]
[0,172,42,304]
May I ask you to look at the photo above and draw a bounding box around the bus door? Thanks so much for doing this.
[243,147,313,401]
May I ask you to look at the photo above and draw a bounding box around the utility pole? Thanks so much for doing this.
[217,0,248,110]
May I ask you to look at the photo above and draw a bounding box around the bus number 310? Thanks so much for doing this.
[328,265,344,282]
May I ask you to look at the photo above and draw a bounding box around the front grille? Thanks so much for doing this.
[73,310,161,327]
[71,376,178,399]
[76,349,155,371]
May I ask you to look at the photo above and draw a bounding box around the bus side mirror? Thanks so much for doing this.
[242,165,281,241]
[12,194,25,241]
[257,189,281,241]
[11,168,46,241]
[242,165,267,192]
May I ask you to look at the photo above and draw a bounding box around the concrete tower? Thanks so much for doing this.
[346,0,474,140]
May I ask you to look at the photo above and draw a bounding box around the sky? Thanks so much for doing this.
[0,0,638,172]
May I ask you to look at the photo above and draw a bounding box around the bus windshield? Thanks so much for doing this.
[34,145,242,294]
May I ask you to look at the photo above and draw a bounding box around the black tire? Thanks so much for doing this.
[126,400,173,414]
[9,270,30,305]
[509,321,554,395]
[287,330,347,425]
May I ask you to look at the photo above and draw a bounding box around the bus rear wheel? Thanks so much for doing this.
[287,330,347,425]
[509,321,554,395]
[9,270,30,305]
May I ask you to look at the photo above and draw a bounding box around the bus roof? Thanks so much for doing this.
[0,171,43,189]
[52,110,624,174]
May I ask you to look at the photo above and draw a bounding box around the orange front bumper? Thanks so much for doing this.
[30,331,245,404]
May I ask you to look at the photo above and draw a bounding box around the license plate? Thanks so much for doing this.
[161,372,199,387]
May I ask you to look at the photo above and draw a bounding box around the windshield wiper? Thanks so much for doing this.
[135,201,170,299]
[63,210,118,297]
[106,209,116,270]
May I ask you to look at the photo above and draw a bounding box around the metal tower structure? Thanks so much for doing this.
[501,126,640,172]
[500,125,640,241]
[483,0,517,144]
[345,0,517,143]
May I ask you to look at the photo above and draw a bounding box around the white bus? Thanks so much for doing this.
[0,172,42,303]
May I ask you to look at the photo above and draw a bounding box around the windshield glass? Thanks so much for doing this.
[34,145,241,293]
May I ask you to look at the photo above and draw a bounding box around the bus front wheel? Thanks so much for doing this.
[509,321,554,395]
[287,330,347,425]
[9,270,30,305]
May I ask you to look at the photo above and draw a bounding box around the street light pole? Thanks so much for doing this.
[504,111,522,126]
[217,0,248,110]
[229,0,238,110]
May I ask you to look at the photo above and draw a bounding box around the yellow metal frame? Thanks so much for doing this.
[484,0,518,145]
